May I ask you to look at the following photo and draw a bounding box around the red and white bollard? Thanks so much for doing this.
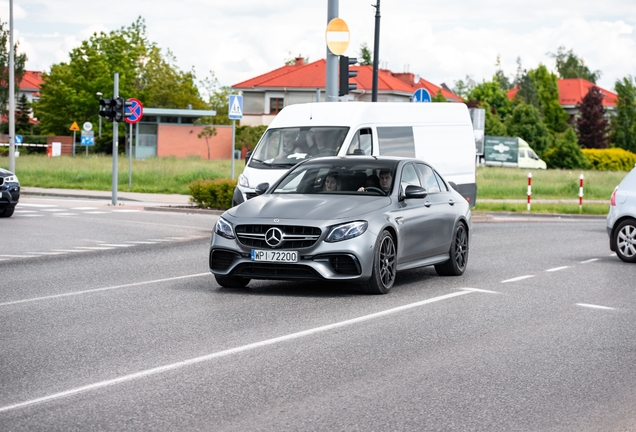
[527,172,532,211]
[579,174,584,212]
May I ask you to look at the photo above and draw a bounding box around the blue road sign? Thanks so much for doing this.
[229,95,243,120]
[412,88,431,103]
[81,135,95,146]
[125,98,144,124]
[15,134,22,144]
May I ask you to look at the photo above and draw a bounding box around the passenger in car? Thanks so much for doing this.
[322,174,341,192]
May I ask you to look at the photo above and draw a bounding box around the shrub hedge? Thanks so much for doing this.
[188,178,237,209]
[582,148,636,171]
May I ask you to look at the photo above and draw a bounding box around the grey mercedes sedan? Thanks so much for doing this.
[209,156,471,294]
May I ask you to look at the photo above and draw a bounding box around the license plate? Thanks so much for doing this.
[251,250,298,263]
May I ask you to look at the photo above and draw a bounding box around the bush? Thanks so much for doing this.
[582,148,636,171]
[188,178,237,209]
[543,128,591,169]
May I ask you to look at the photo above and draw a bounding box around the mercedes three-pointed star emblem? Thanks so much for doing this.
[265,227,283,247]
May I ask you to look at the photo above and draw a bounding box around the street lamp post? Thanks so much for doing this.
[96,92,103,138]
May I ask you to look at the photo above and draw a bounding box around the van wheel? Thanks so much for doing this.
[435,222,468,276]
[215,275,251,288]
[361,230,396,294]
[614,219,636,263]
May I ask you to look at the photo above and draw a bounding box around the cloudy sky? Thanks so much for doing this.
[3,0,635,93]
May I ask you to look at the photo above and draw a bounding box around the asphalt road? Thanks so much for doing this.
[1,196,635,431]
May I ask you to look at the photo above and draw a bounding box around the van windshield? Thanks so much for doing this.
[249,127,349,169]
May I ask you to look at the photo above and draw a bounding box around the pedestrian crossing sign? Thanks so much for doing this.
[228,95,243,120]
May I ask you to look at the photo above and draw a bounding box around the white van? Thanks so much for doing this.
[233,102,477,207]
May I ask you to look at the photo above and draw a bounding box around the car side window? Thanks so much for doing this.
[401,164,421,194]
[433,171,448,192]
[346,128,373,155]
[519,149,526,158]
[416,164,441,193]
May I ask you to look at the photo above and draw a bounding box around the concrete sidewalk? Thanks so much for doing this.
[21,187,193,206]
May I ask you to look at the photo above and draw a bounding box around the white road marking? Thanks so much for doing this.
[40,208,66,212]
[83,211,109,214]
[0,255,39,258]
[24,252,65,255]
[609,253,617,257]
[0,273,210,308]
[18,203,57,208]
[461,288,501,294]
[546,266,569,272]
[0,289,475,413]
[147,239,173,242]
[52,249,90,253]
[125,241,157,244]
[111,209,140,213]
[52,213,78,216]
[72,207,98,210]
[576,303,616,310]
[501,275,535,283]
[580,258,599,264]
[74,246,116,250]
[14,210,37,213]
[22,214,43,217]
[100,244,134,247]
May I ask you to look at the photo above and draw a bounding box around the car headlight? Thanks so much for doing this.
[215,217,235,239]
[4,175,19,184]
[325,221,368,243]
[238,174,249,188]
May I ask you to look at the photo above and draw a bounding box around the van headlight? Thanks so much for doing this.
[325,221,368,243]
[215,217,235,239]
[238,174,249,188]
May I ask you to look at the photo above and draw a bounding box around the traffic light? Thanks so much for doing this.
[99,98,117,122]
[339,55,358,96]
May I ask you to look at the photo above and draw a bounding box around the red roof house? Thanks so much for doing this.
[507,78,617,116]
[233,58,461,126]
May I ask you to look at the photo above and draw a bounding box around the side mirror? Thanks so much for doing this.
[255,182,269,196]
[245,150,252,165]
[404,184,427,199]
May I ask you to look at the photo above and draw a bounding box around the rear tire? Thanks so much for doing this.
[0,205,15,218]
[361,230,397,294]
[435,222,469,276]
[614,219,636,263]
[215,275,251,288]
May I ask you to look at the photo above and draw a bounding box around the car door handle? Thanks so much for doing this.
[424,201,432,207]
[448,199,455,206]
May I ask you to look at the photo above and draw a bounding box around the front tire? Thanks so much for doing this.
[215,275,251,288]
[0,205,15,218]
[435,222,469,276]
[361,230,397,294]
[614,219,636,263]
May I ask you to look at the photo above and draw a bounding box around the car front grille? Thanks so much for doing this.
[231,263,321,279]
[0,178,4,187]
[210,250,240,270]
[236,225,322,249]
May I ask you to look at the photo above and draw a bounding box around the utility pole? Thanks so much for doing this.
[371,0,381,102]
[325,0,339,102]
[8,0,15,172]
[112,73,119,206]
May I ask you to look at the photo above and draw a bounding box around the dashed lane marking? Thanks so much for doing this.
[546,266,570,272]
[576,303,616,310]
[580,258,599,264]
[501,275,535,283]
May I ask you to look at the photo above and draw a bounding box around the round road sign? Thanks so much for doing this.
[125,98,144,124]
[83,122,93,131]
[326,18,350,56]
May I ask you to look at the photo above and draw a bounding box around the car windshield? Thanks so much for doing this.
[272,158,398,196]
[249,126,349,168]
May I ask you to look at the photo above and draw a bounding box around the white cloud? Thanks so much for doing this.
[2,0,634,94]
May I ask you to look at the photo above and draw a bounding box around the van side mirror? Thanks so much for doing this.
[245,150,252,165]
[255,182,269,196]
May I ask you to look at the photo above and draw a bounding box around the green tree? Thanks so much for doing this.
[466,78,512,119]
[0,20,28,133]
[236,125,267,151]
[199,71,232,125]
[15,93,31,134]
[527,65,569,133]
[494,55,513,91]
[198,126,217,160]
[505,102,551,156]
[432,90,447,102]
[359,43,372,66]
[548,46,601,83]
[452,75,475,100]
[543,128,591,169]
[515,71,539,110]
[34,17,205,152]
[482,103,508,136]
[611,76,636,153]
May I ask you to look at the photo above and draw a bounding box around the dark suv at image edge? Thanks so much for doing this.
[0,167,20,218]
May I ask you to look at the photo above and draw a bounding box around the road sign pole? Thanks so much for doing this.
[129,122,133,190]
[72,130,76,157]
[325,0,338,102]
[231,120,236,179]
[86,140,88,156]
[112,72,119,206]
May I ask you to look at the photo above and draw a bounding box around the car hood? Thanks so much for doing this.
[0,167,14,177]
[227,194,391,220]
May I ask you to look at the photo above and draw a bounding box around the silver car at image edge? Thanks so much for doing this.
[209,156,471,294]
[608,165,636,263]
